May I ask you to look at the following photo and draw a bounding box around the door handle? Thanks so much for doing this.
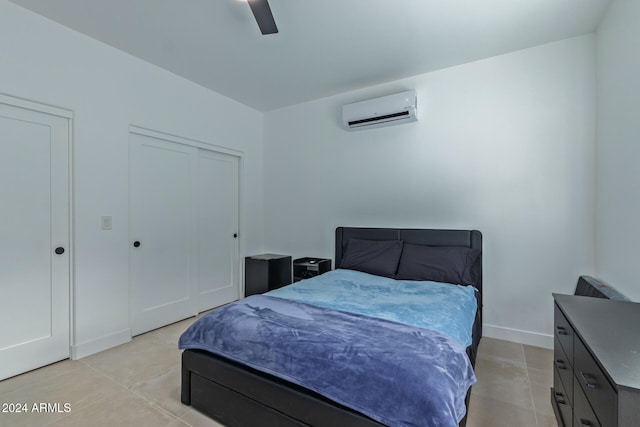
[233,233,238,238]
[55,247,65,255]
[133,241,141,248]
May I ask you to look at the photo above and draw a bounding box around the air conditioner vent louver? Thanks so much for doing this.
[343,90,417,131]
[347,111,410,127]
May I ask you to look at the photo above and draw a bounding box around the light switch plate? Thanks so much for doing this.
[101,216,112,230]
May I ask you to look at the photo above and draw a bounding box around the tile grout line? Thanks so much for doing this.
[521,345,540,425]
[75,345,189,426]
[38,360,134,427]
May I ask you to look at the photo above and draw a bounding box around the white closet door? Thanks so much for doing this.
[197,149,240,311]
[129,133,199,335]
[129,130,241,335]
[0,98,70,381]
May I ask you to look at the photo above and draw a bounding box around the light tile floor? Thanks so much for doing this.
[0,316,556,427]
[466,337,557,427]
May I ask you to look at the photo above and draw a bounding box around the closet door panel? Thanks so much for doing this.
[197,149,240,311]
[129,128,241,334]
[0,98,70,380]
[129,133,198,335]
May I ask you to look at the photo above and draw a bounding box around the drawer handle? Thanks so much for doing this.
[555,359,567,370]
[556,326,569,336]
[580,371,598,389]
[579,419,593,426]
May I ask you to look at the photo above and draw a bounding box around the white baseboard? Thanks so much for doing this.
[483,324,553,349]
[71,328,132,359]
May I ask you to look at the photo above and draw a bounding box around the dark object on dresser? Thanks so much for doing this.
[574,275,630,301]
[183,227,483,427]
[244,254,292,296]
[552,292,640,427]
[293,257,331,281]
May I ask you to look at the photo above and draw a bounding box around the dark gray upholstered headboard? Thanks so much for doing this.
[335,227,484,358]
[335,226,482,289]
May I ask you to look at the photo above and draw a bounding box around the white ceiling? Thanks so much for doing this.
[9,0,611,111]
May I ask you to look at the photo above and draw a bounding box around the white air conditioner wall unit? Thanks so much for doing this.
[342,90,417,131]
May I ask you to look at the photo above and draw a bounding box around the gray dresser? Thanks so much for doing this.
[552,294,640,427]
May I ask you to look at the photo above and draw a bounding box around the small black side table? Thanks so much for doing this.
[293,257,332,282]
[245,254,292,296]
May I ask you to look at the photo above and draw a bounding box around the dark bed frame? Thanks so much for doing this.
[181,227,483,427]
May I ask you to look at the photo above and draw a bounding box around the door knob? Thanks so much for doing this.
[55,247,65,255]
[133,241,141,248]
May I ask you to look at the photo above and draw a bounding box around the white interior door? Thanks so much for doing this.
[129,133,198,335]
[129,130,241,335]
[0,97,70,381]
[197,149,240,311]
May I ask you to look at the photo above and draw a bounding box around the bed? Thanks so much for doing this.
[179,227,483,427]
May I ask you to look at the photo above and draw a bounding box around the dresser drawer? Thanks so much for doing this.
[553,366,573,427]
[573,376,602,427]
[574,337,617,427]
[554,336,574,404]
[554,303,574,362]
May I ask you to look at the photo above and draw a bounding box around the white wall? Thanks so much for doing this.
[264,36,597,348]
[0,1,264,357]
[595,0,640,301]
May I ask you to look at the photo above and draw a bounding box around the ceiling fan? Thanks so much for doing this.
[247,0,278,35]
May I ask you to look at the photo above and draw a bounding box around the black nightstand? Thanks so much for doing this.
[245,254,292,296]
[293,257,332,282]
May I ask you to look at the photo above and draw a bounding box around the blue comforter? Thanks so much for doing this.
[179,294,476,427]
[267,269,477,347]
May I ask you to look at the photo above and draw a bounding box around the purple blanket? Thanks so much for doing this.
[179,295,475,427]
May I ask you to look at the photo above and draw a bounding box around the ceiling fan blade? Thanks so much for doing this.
[247,0,278,35]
